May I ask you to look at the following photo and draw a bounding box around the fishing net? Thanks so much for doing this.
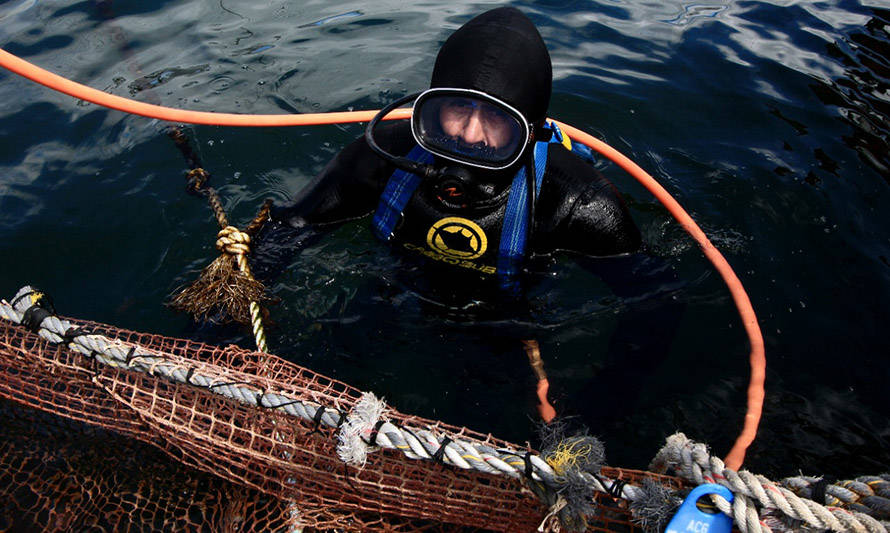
[0,302,684,532]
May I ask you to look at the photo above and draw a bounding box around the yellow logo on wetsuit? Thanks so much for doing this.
[426,217,488,259]
[401,217,495,274]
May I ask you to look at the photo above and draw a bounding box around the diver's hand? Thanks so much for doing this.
[269,204,309,230]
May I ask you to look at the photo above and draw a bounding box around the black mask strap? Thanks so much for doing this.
[365,92,436,178]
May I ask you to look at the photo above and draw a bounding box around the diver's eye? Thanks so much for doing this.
[479,106,512,128]
[441,99,477,118]
[450,98,476,109]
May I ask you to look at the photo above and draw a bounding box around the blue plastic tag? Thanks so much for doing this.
[665,483,734,533]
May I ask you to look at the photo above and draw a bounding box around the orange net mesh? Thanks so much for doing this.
[0,314,685,531]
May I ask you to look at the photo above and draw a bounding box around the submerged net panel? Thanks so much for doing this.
[0,399,476,532]
[0,399,300,532]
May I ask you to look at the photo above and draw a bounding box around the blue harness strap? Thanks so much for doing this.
[496,140,549,278]
[497,121,564,279]
[371,144,434,241]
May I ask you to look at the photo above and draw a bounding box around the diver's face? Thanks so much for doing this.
[439,97,515,149]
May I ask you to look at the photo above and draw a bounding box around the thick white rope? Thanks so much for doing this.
[650,433,889,533]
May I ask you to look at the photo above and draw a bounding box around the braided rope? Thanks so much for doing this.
[189,168,230,229]
[782,475,890,518]
[215,226,268,352]
[244,199,274,237]
[650,433,889,533]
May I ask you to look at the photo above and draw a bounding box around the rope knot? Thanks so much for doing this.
[186,167,210,194]
[537,496,568,532]
[536,422,606,532]
[216,226,251,256]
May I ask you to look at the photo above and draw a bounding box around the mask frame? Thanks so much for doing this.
[411,88,532,170]
[365,90,535,179]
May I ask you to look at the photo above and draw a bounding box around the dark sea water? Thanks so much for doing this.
[1,0,889,487]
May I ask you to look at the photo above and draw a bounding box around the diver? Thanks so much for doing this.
[257,7,641,287]
[252,7,682,433]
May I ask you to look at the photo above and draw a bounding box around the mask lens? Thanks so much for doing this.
[412,90,528,169]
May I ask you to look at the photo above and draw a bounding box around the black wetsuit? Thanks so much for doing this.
[258,5,639,285]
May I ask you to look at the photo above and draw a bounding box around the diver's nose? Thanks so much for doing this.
[460,110,486,145]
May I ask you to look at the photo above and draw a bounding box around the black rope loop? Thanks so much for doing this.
[304,405,328,437]
[495,448,535,479]
[266,398,301,410]
[208,381,251,390]
[810,476,831,505]
[11,290,37,309]
[311,406,327,427]
[12,290,55,314]
[21,305,52,333]
[590,473,626,499]
[124,346,137,365]
[524,451,535,479]
[63,326,91,341]
[365,419,387,446]
[433,436,453,463]
[185,367,196,385]
[609,478,628,499]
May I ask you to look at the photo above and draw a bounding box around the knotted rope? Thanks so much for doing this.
[650,433,889,533]
[166,128,270,352]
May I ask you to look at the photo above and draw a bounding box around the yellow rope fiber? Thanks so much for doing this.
[544,438,597,476]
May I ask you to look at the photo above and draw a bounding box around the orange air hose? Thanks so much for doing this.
[0,48,411,126]
[0,47,764,470]
[522,339,557,423]
[553,121,766,470]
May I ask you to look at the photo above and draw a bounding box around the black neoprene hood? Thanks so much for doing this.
[429,7,553,127]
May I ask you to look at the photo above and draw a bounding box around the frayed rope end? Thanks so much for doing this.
[337,392,388,467]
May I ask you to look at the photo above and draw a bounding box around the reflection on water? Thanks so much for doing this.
[663,4,728,26]
[298,10,363,28]
[814,7,890,181]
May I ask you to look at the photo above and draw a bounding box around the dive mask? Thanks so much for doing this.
[412,88,531,170]
[365,89,533,178]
